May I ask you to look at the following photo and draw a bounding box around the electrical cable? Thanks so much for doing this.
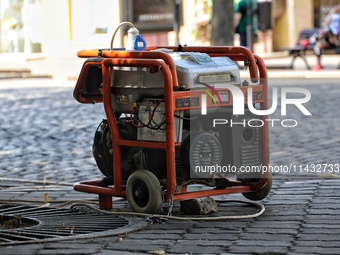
[0,178,265,220]
[174,114,199,121]
[130,99,166,129]
[110,21,135,50]
[0,177,73,186]
[198,82,223,106]
[66,200,265,221]
[202,88,217,104]
[0,198,265,221]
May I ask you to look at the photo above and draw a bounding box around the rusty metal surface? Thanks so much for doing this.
[0,204,146,246]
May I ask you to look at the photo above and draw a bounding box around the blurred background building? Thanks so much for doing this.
[0,0,339,57]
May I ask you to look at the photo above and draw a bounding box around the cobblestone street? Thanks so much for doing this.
[1,75,340,254]
[268,78,340,177]
[0,79,103,183]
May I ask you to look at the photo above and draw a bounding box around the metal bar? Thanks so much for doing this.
[77,50,178,87]
[73,61,103,104]
[73,180,125,197]
[173,186,252,201]
[102,58,176,201]
[254,55,270,182]
[102,61,123,195]
[145,46,259,82]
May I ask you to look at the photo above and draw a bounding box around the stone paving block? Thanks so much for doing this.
[97,249,147,255]
[274,186,317,190]
[304,215,340,221]
[318,184,340,189]
[175,239,233,247]
[243,227,298,235]
[317,192,340,197]
[146,222,196,230]
[309,203,340,209]
[318,185,340,190]
[294,240,340,247]
[263,207,306,216]
[126,233,181,240]
[116,238,173,246]
[182,233,239,241]
[138,229,187,235]
[299,227,340,234]
[264,199,311,205]
[307,208,338,215]
[188,228,241,234]
[105,241,168,253]
[239,233,294,241]
[270,194,314,199]
[291,246,340,254]
[249,220,301,228]
[43,243,104,250]
[0,194,26,201]
[1,245,45,255]
[295,233,340,241]
[258,215,305,221]
[273,190,317,195]
[228,245,289,254]
[97,250,140,255]
[280,182,319,188]
[301,223,340,229]
[233,239,292,247]
[288,253,320,255]
[37,248,100,255]
[165,244,227,254]
[194,221,250,228]
[303,219,340,224]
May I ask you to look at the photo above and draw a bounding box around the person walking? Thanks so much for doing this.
[234,0,257,48]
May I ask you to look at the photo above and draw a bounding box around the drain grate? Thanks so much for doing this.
[0,204,146,246]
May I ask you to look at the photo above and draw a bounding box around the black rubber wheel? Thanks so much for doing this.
[242,174,272,201]
[126,170,163,213]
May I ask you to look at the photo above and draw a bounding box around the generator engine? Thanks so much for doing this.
[92,51,263,187]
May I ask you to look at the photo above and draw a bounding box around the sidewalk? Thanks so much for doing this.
[256,52,340,79]
[0,52,339,81]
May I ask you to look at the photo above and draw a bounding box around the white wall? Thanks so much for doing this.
[40,0,121,57]
[40,0,70,57]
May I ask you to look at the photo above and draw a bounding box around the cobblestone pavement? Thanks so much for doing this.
[1,178,340,255]
[1,77,340,254]
[268,78,340,177]
[0,79,103,183]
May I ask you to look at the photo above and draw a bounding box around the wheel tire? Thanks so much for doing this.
[126,170,163,213]
[242,175,272,201]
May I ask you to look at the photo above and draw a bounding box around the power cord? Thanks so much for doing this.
[0,198,265,221]
[67,200,265,221]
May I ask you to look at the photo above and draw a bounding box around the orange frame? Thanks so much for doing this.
[73,46,270,210]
